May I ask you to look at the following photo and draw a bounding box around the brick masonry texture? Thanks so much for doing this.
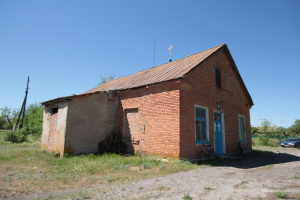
[118,48,252,159]
[48,112,57,152]
[118,80,181,159]
[179,48,252,159]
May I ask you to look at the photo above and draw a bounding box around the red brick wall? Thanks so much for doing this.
[118,80,181,159]
[118,48,252,159]
[48,112,57,151]
[179,48,252,159]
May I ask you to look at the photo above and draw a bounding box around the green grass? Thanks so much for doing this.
[182,191,192,200]
[204,187,211,191]
[0,130,201,198]
[274,190,288,199]
[226,172,236,175]
[157,186,171,191]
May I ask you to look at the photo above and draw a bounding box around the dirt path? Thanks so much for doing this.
[9,149,300,200]
[93,149,300,200]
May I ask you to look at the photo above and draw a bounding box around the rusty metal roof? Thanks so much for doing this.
[86,44,226,93]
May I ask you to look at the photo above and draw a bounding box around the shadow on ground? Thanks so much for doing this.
[208,150,300,169]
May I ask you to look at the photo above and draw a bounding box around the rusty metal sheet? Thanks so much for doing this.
[86,44,225,93]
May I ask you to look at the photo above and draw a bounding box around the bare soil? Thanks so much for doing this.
[8,148,300,200]
[92,149,300,200]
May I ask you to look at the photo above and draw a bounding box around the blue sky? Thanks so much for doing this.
[0,0,299,128]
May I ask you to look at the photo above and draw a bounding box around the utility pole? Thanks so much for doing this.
[14,76,30,130]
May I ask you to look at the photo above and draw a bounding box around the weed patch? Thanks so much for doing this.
[274,190,287,199]
[183,191,192,200]
[0,131,202,198]
[157,186,171,191]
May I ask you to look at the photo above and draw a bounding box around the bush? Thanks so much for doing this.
[4,130,28,144]
[258,135,269,146]
[268,138,280,147]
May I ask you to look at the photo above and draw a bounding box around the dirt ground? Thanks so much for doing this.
[9,148,300,200]
[92,149,300,200]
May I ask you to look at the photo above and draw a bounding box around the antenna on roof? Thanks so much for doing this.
[167,44,173,62]
[153,36,156,67]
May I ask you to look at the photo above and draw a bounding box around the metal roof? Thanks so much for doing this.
[86,44,226,93]
[42,43,253,106]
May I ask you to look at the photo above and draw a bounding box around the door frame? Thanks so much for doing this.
[214,111,226,155]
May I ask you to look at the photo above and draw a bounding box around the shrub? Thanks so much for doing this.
[268,138,280,147]
[258,135,269,146]
[5,132,18,143]
[183,191,192,200]
[4,131,28,143]
[274,190,287,199]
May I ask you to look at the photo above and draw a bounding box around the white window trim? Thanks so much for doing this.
[238,115,247,143]
[194,105,209,143]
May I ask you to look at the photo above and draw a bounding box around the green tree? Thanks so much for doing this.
[288,119,300,136]
[98,75,115,85]
[23,103,43,134]
[0,107,18,129]
[260,119,273,133]
[251,126,259,135]
[0,115,6,129]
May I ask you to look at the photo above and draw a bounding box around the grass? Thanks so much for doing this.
[182,191,192,200]
[226,172,236,175]
[252,137,300,151]
[0,130,201,198]
[204,187,211,191]
[274,190,288,199]
[157,186,171,191]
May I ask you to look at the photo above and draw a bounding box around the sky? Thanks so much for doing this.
[0,0,299,128]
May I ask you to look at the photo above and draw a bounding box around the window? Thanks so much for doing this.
[50,107,58,115]
[215,68,221,88]
[195,106,209,144]
[238,116,246,142]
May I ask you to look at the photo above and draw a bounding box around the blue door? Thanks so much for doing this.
[214,112,223,155]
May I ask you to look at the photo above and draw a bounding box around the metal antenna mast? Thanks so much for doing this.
[15,76,30,130]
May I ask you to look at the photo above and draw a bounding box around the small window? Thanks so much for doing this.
[238,116,246,142]
[215,68,221,88]
[50,107,58,115]
[195,106,209,144]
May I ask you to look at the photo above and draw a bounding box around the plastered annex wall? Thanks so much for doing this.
[64,92,118,154]
[41,102,68,156]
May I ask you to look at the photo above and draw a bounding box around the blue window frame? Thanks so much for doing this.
[238,115,247,143]
[195,107,209,144]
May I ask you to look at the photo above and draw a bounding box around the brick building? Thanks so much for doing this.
[41,43,253,159]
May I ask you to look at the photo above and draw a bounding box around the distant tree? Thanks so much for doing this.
[98,75,115,85]
[288,119,300,136]
[0,107,18,129]
[260,119,273,133]
[0,115,6,129]
[23,103,43,134]
[251,126,259,135]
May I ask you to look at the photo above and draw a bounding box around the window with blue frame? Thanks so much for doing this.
[195,107,209,144]
[238,116,247,142]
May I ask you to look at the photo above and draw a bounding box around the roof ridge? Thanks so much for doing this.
[100,43,225,84]
[85,43,226,93]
